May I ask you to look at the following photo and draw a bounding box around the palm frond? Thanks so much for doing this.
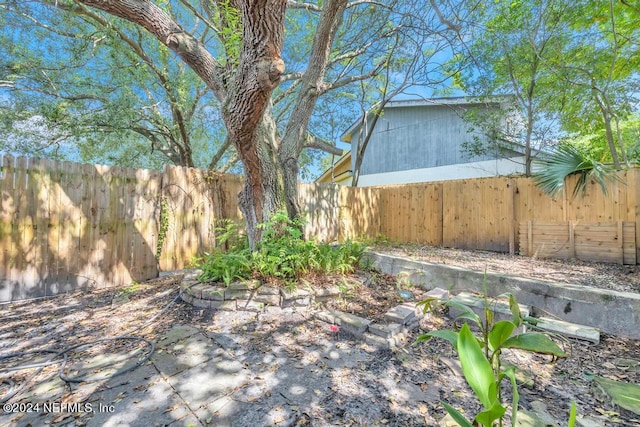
[533,144,620,199]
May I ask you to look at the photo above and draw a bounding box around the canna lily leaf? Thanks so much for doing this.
[442,401,474,427]
[502,332,566,357]
[475,400,507,427]
[502,366,520,427]
[445,301,481,325]
[458,323,497,410]
[423,330,459,350]
[488,320,516,352]
[509,294,522,327]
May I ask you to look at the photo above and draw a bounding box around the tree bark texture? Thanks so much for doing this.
[75,0,348,249]
[280,0,348,218]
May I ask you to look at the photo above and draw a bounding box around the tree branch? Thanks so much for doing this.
[176,0,220,34]
[347,0,389,9]
[324,61,385,93]
[208,136,233,170]
[429,0,461,32]
[220,152,239,173]
[75,0,226,100]
[328,26,399,65]
[286,0,321,12]
[0,4,80,39]
[304,134,343,155]
[281,71,305,82]
[273,79,302,105]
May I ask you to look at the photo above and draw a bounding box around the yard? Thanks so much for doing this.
[1,248,639,426]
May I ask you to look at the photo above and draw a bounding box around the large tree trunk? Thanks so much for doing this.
[220,1,288,248]
[76,0,288,249]
[280,0,348,217]
[237,105,288,249]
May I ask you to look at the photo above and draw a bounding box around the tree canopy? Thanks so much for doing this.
[451,0,640,174]
[0,0,455,247]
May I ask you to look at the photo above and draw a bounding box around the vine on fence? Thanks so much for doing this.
[156,196,169,260]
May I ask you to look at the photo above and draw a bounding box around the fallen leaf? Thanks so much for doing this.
[595,376,640,415]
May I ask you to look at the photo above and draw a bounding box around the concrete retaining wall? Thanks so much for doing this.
[365,251,640,339]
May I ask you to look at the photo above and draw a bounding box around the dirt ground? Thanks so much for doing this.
[1,248,639,426]
[374,243,640,294]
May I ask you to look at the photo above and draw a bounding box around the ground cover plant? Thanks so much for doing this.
[196,211,366,287]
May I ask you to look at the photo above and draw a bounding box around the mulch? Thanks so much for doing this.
[2,249,639,426]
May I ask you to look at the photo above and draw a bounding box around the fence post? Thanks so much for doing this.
[568,221,575,259]
[508,178,515,255]
[618,220,624,265]
[632,169,640,264]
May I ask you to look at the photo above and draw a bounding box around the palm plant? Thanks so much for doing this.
[533,143,620,198]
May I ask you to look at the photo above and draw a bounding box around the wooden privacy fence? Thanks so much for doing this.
[371,170,640,265]
[2,154,640,302]
[519,221,636,265]
[0,156,381,301]
[0,156,161,302]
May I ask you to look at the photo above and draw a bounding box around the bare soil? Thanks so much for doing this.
[373,243,640,294]
[1,250,639,426]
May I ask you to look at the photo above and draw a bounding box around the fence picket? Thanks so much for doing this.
[78,163,96,288]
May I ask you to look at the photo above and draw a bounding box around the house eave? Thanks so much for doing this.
[315,151,352,183]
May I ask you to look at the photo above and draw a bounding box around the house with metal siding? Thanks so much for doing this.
[329,96,525,187]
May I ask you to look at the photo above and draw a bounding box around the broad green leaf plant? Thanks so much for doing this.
[416,292,571,427]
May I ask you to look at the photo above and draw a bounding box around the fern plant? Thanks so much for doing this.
[197,211,366,286]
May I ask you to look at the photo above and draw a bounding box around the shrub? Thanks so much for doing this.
[196,211,366,285]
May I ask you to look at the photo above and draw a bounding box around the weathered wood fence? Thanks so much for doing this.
[2,155,639,302]
[0,156,380,301]
[1,157,161,301]
[372,171,640,265]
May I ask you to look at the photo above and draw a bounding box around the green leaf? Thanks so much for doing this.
[416,297,440,313]
[502,332,566,357]
[509,294,522,327]
[458,323,497,409]
[445,301,481,326]
[475,401,507,427]
[442,401,474,427]
[425,330,459,350]
[488,320,515,352]
[484,305,494,328]
[502,367,520,427]
[414,333,433,345]
[594,376,640,415]
[568,401,577,427]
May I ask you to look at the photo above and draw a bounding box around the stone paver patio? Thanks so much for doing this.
[1,301,444,426]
